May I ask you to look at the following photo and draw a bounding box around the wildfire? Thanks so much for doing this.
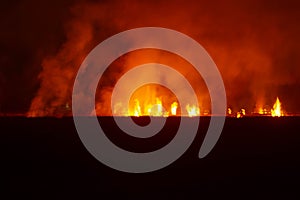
[271,97,284,117]
[111,84,203,117]
[105,83,287,118]
[114,97,201,117]
[186,104,200,117]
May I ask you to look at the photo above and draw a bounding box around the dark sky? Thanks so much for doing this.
[0,0,300,115]
[0,0,76,113]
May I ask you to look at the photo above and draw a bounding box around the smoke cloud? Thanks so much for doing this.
[26,0,300,116]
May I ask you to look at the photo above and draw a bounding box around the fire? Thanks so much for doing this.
[147,98,164,116]
[186,104,200,117]
[258,108,268,115]
[115,95,203,117]
[271,97,283,117]
[227,108,232,115]
[119,100,201,117]
[133,99,142,117]
[110,84,286,118]
[241,109,245,115]
[171,102,178,115]
[128,97,169,117]
[117,84,180,117]
[236,108,246,118]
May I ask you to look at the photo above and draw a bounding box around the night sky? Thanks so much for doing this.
[1,0,300,115]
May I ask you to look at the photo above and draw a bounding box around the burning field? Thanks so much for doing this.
[6,0,296,118]
[1,0,300,198]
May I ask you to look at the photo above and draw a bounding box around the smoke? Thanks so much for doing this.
[28,0,300,116]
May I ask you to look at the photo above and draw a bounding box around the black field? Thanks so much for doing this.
[1,116,300,199]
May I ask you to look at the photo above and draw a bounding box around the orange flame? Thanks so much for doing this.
[147,98,164,116]
[271,97,283,117]
[114,97,203,117]
[127,97,170,117]
[236,108,246,118]
[133,99,142,117]
[171,102,178,115]
[227,108,232,115]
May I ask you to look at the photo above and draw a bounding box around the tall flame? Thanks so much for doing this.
[271,97,283,117]
[133,99,142,117]
[227,108,232,115]
[171,102,178,115]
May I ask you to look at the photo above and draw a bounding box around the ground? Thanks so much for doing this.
[1,117,299,199]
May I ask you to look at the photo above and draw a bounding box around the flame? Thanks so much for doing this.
[111,86,286,118]
[236,108,246,118]
[257,108,268,115]
[148,97,164,116]
[114,96,203,117]
[186,104,200,117]
[228,108,232,115]
[171,102,178,115]
[115,100,201,117]
[271,97,283,117]
[127,97,170,117]
[133,99,142,117]
[241,109,246,115]
[116,84,180,117]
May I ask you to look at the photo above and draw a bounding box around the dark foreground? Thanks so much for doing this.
[1,116,300,199]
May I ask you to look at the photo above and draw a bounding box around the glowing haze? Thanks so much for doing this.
[2,0,299,116]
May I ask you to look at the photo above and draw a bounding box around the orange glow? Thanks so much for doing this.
[257,108,268,115]
[114,99,202,117]
[23,1,298,119]
[113,98,168,117]
[111,84,185,117]
[186,104,200,117]
[271,97,284,117]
